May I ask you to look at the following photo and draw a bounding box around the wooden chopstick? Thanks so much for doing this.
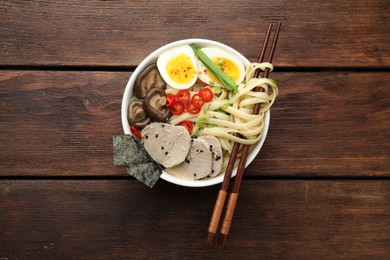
[218,22,281,245]
[205,23,279,245]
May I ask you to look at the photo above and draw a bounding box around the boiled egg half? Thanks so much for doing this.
[157,45,198,90]
[196,47,246,87]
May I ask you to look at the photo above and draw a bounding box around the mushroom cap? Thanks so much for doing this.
[143,87,171,122]
[127,98,151,130]
[134,63,166,99]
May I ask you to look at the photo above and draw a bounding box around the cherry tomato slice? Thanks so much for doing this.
[175,89,191,104]
[170,101,185,115]
[186,101,201,114]
[191,94,205,108]
[130,125,142,139]
[165,93,175,108]
[179,121,194,134]
[199,88,213,102]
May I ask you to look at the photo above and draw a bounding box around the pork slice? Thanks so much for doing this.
[141,123,191,168]
[166,138,213,180]
[198,135,223,177]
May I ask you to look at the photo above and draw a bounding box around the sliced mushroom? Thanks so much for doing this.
[143,88,171,122]
[134,63,166,99]
[128,98,151,130]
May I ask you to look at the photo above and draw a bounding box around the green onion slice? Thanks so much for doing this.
[190,43,238,92]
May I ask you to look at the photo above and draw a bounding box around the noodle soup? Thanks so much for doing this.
[122,39,276,187]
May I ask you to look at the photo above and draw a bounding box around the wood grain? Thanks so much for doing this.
[1,0,389,67]
[248,71,390,177]
[0,71,389,177]
[0,71,128,176]
[1,1,388,259]
[0,180,389,259]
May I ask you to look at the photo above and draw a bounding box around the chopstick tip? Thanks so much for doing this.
[218,233,227,245]
[205,232,214,245]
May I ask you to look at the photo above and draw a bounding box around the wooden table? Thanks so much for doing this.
[1,1,389,259]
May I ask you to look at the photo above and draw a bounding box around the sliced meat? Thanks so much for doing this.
[198,135,223,177]
[166,138,213,180]
[141,123,191,168]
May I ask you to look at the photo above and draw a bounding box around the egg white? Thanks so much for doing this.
[157,45,198,90]
[196,47,246,87]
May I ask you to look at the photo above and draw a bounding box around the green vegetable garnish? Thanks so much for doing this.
[193,106,209,136]
[216,109,229,115]
[217,58,225,68]
[269,78,277,85]
[211,86,222,94]
[190,43,238,92]
[221,102,230,109]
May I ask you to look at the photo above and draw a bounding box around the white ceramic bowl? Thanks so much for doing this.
[121,39,270,187]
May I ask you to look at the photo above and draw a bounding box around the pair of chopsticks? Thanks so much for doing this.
[206,22,281,245]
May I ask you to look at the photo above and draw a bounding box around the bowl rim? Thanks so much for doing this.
[121,38,270,187]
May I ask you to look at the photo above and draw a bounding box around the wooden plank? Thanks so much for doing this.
[0,71,128,177]
[1,0,389,67]
[0,71,389,177]
[0,180,389,259]
[248,71,390,177]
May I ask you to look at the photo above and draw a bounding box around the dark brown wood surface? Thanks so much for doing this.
[1,180,389,259]
[1,0,389,259]
[1,71,388,177]
[1,0,389,68]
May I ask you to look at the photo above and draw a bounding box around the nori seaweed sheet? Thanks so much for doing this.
[127,162,162,188]
[113,135,149,166]
[113,134,162,187]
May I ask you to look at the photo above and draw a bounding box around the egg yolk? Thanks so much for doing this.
[166,54,196,85]
[207,57,240,84]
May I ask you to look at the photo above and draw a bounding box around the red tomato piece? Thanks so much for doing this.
[165,93,175,108]
[170,101,185,115]
[130,125,142,139]
[179,121,194,134]
[186,101,201,114]
[175,89,191,104]
[199,87,213,102]
[191,94,205,108]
